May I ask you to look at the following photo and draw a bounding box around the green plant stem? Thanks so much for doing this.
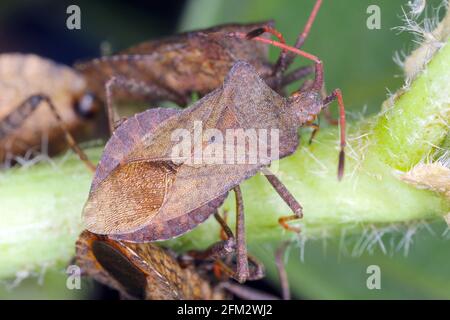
[0,41,449,280]
[372,42,450,169]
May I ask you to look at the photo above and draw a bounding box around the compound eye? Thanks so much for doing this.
[75,92,100,119]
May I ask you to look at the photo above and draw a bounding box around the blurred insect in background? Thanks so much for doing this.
[74,15,320,132]
[0,54,101,166]
[76,23,276,107]
[76,230,287,300]
[75,1,324,139]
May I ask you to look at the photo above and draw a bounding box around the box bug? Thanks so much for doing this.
[82,40,345,287]
[82,0,345,283]
[0,53,100,167]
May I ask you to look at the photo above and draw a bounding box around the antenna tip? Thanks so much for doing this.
[337,149,345,181]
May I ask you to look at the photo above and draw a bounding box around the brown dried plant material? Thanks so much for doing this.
[403,2,450,80]
[401,162,450,225]
[0,54,99,162]
[75,231,227,300]
[75,22,312,107]
[401,162,450,198]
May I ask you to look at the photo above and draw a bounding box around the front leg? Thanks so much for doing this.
[261,167,303,233]
[104,75,188,135]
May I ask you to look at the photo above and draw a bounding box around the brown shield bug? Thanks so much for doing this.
[82,0,345,283]
[82,26,346,285]
[0,53,100,167]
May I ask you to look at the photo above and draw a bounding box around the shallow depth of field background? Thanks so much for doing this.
[0,0,449,299]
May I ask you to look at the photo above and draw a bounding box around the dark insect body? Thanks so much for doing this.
[75,230,227,300]
[82,0,345,283]
[76,230,281,300]
[0,54,100,167]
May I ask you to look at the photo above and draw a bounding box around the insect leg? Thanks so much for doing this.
[230,31,324,92]
[261,168,303,233]
[78,54,188,107]
[246,0,322,87]
[233,185,250,283]
[212,211,232,238]
[201,188,251,283]
[0,102,32,141]
[323,89,346,180]
[216,211,265,282]
[105,75,189,135]
[306,122,320,145]
[105,76,153,134]
[215,210,232,241]
[211,210,231,279]
[186,212,235,262]
[275,241,291,300]
[213,253,264,282]
[186,238,236,266]
[0,95,95,172]
[280,65,314,87]
[189,205,261,283]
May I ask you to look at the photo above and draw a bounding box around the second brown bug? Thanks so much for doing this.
[74,1,322,114]
[76,230,285,300]
[75,230,227,300]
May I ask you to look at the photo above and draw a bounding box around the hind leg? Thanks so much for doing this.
[104,76,181,134]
